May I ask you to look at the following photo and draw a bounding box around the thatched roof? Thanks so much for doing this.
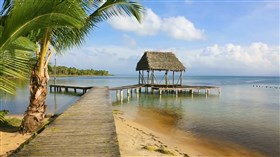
[136,51,186,71]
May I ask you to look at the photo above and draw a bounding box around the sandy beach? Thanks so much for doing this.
[0,116,31,157]
[0,131,31,156]
[1,113,266,157]
[113,109,266,157]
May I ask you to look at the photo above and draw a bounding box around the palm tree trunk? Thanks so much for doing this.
[20,32,51,134]
[19,64,49,134]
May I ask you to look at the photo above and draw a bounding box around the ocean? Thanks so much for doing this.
[1,76,279,156]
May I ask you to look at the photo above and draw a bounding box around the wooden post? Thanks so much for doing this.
[136,88,139,94]
[147,70,150,85]
[141,70,144,84]
[116,90,120,101]
[180,71,183,86]
[151,70,154,86]
[120,90,123,101]
[138,71,141,84]
[127,89,131,96]
[172,71,175,87]
[165,70,168,87]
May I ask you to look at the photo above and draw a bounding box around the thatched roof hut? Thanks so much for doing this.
[136,51,185,71]
[136,51,185,87]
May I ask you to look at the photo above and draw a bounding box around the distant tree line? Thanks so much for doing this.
[48,66,110,76]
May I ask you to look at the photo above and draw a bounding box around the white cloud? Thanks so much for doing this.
[108,8,161,36]
[108,8,204,41]
[51,43,279,76]
[184,42,279,75]
[162,16,205,40]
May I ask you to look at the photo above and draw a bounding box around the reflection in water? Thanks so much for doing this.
[1,79,80,115]
[113,88,279,157]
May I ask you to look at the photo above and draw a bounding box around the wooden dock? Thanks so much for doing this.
[110,84,144,101]
[110,84,221,101]
[13,87,120,157]
[49,84,93,94]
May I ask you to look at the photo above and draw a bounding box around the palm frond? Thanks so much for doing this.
[52,0,144,53]
[0,0,13,15]
[0,0,86,50]
[0,0,88,94]
[0,47,32,95]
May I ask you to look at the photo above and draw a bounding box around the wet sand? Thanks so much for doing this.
[114,108,266,157]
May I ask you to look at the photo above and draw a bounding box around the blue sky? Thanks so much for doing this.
[52,1,279,76]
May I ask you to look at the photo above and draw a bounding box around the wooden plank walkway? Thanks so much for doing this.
[13,87,120,157]
[49,84,93,94]
[109,84,143,91]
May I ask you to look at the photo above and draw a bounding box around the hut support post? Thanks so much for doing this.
[172,71,175,87]
[165,70,169,87]
[179,71,183,86]
[138,71,141,84]
[147,70,150,85]
[143,70,145,84]
[151,70,154,86]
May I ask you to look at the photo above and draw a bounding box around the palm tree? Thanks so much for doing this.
[0,0,89,133]
[0,0,86,95]
[0,0,143,133]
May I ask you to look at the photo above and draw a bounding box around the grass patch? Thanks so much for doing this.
[0,116,22,132]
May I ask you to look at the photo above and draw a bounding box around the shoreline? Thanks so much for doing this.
[114,109,266,157]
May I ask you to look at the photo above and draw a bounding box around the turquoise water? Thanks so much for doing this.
[1,76,279,156]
